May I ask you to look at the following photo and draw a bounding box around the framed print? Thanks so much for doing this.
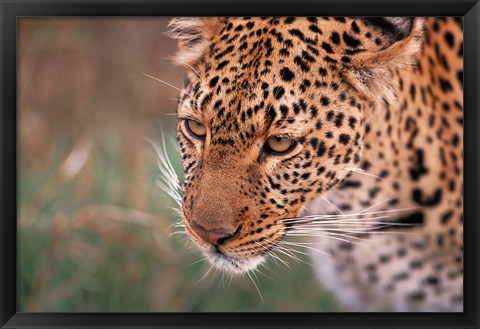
[1,0,479,328]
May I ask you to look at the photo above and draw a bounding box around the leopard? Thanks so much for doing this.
[164,16,463,312]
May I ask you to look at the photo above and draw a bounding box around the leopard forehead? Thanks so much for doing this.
[175,17,388,147]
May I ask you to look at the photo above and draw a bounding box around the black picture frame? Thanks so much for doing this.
[1,0,479,328]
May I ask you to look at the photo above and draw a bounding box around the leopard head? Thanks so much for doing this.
[166,17,423,273]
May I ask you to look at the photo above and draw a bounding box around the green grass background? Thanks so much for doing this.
[17,17,337,312]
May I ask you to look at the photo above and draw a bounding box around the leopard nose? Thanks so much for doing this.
[190,220,239,246]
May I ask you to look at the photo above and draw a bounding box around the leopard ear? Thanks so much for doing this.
[346,17,424,105]
[166,17,224,66]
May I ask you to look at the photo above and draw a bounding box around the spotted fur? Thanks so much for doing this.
[166,17,463,311]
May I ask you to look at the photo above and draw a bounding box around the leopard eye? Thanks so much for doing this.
[185,119,207,140]
[265,136,297,155]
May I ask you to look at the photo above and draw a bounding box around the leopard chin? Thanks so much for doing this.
[203,249,265,274]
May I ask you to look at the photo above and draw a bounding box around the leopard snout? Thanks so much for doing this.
[189,220,242,246]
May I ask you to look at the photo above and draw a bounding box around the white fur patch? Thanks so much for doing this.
[204,251,265,274]
[166,18,212,66]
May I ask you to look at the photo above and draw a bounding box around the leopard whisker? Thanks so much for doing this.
[245,270,264,303]
[141,72,191,96]
[225,272,235,292]
[183,63,204,81]
[209,269,218,286]
[257,257,280,279]
[276,244,314,267]
[283,222,392,228]
[159,131,182,188]
[251,266,274,284]
[277,232,361,245]
[284,219,419,227]
[266,247,291,269]
[160,57,205,81]
[288,230,372,242]
[171,221,185,227]
[334,229,423,236]
[156,180,181,207]
[168,226,187,236]
[220,271,226,290]
[280,212,384,221]
[279,206,422,224]
[171,208,184,218]
[168,230,188,237]
[279,243,311,256]
[279,214,392,224]
[185,256,209,268]
[160,56,205,81]
[280,240,332,257]
[268,241,304,265]
[320,196,344,214]
[155,157,177,183]
[269,251,291,269]
[177,234,197,249]
[148,132,183,208]
[288,206,421,219]
[286,223,420,232]
[195,263,215,285]
[343,166,385,181]
[265,252,281,267]
[275,247,305,265]
[286,229,414,238]
[154,154,180,193]
[166,235,197,254]
[285,230,368,242]
[357,196,412,214]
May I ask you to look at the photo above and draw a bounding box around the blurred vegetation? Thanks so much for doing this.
[17,17,337,312]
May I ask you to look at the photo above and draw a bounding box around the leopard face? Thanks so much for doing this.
[167,17,431,273]
[167,17,426,273]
